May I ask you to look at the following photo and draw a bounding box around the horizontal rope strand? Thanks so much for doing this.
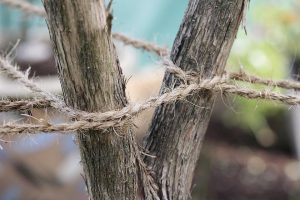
[230,71,300,90]
[0,99,49,112]
[112,33,169,56]
[1,77,300,134]
[165,60,300,91]
[1,56,300,115]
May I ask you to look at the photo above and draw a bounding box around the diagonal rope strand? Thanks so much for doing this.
[112,33,169,56]
[0,57,78,116]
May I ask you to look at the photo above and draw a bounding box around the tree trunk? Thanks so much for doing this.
[43,0,248,199]
[43,1,137,200]
[143,0,248,199]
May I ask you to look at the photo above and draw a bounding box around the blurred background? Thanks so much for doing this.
[0,0,300,199]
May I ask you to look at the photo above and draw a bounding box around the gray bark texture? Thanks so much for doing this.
[143,0,248,199]
[42,0,248,199]
[43,1,137,200]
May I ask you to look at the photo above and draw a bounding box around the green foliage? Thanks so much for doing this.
[223,0,300,145]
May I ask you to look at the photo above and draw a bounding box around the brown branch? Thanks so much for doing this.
[143,1,249,199]
[43,1,137,200]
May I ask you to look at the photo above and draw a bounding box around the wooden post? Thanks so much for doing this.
[43,1,137,200]
[143,0,248,199]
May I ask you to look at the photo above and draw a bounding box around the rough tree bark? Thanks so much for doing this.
[42,0,248,199]
[143,0,248,199]
[43,1,137,200]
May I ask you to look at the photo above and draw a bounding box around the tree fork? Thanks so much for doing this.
[143,0,248,199]
[43,1,137,200]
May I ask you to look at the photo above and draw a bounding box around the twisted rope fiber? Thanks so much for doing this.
[165,60,300,91]
[0,57,79,117]
[0,99,49,112]
[112,33,169,56]
[0,56,222,123]
[2,56,300,113]
[0,74,230,134]
[0,57,134,123]
[1,62,300,134]
[230,71,300,91]
[0,56,168,123]
[4,51,298,133]
[2,78,300,134]
[1,0,300,134]
[2,55,300,117]
[3,65,300,112]
[1,56,300,133]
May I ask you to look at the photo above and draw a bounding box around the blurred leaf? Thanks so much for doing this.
[222,0,300,144]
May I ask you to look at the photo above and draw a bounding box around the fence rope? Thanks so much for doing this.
[1,56,300,134]
[1,77,300,134]
[1,0,300,135]
[112,33,169,56]
[164,60,300,90]
[0,57,80,117]
[2,63,300,114]
[230,71,300,90]
[0,99,49,112]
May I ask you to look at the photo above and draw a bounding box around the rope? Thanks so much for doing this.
[0,57,78,117]
[2,64,300,113]
[1,66,300,134]
[0,99,49,112]
[230,71,300,90]
[1,55,300,115]
[112,33,169,56]
[165,60,300,91]
[1,0,300,135]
